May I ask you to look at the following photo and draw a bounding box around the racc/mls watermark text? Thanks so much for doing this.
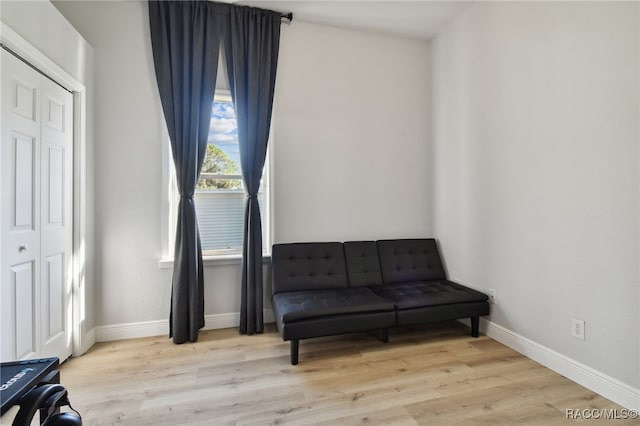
[566,408,639,420]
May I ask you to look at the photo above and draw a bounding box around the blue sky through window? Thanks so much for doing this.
[208,100,240,165]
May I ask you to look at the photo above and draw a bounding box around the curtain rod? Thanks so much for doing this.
[281,12,293,23]
[220,2,292,23]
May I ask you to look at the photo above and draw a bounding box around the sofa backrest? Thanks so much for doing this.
[377,239,447,284]
[271,242,348,294]
[343,241,384,287]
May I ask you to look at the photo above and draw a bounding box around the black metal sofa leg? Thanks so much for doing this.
[290,339,299,365]
[471,317,480,337]
[380,328,389,343]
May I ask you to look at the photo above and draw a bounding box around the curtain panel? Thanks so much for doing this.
[224,6,282,335]
[149,0,283,341]
[149,0,223,343]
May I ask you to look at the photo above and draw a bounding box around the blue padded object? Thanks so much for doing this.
[377,239,447,284]
[272,242,348,294]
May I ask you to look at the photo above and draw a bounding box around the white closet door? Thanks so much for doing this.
[1,49,73,362]
[39,69,73,360]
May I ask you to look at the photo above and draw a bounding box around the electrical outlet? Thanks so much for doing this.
[489,288,496,304]
[571,318,585,341]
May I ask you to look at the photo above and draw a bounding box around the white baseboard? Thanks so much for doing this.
[95,318,168,342]
[72,327,96,357]
[459,318,640,411]
[82,327,96,354]
[95,310,275,343]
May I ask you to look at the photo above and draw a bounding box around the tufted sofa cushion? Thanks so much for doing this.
[272,242,348,294]
[344,241,384,287]
[377,239,447,284]
[371,280,488,310]
[273,287,395,323]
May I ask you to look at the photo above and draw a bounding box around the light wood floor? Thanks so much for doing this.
[54,322,632,425]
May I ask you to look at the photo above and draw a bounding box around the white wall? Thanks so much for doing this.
[1,1,96,336]
[274,22,432,242]
[1,1,90,83]
[53,0,172,327]
[52,1,433,328]
[432,1,639,389]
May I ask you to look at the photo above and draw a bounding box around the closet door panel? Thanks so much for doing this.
[1,49,73,362]
[1,50,42,362]
[39,76,73,360]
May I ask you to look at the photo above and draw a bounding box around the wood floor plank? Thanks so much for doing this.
[47,322,630,425]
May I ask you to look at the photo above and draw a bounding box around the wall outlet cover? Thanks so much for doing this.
[571,318,585,341]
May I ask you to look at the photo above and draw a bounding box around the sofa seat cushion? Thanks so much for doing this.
[273,287,395,323]
[370,280,488,310]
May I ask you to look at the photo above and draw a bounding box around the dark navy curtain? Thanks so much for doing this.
[149,0,224,343]
[224,6,282,335]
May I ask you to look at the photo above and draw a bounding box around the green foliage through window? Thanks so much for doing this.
[197,144,242,190]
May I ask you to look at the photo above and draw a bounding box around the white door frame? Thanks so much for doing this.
[1,22,91,356]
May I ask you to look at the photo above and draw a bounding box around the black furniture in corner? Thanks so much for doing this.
[271,238,490,365]
[1,357,82,425]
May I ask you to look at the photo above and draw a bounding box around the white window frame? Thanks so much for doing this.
[159,90,273,268]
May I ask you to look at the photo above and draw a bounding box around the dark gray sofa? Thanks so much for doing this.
[271,238,489,364]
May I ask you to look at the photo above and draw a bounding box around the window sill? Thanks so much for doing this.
[158,253,271,269]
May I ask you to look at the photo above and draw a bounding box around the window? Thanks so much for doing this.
[161,91,271,263]
[194,92,271,256]
[194,92,270,255]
